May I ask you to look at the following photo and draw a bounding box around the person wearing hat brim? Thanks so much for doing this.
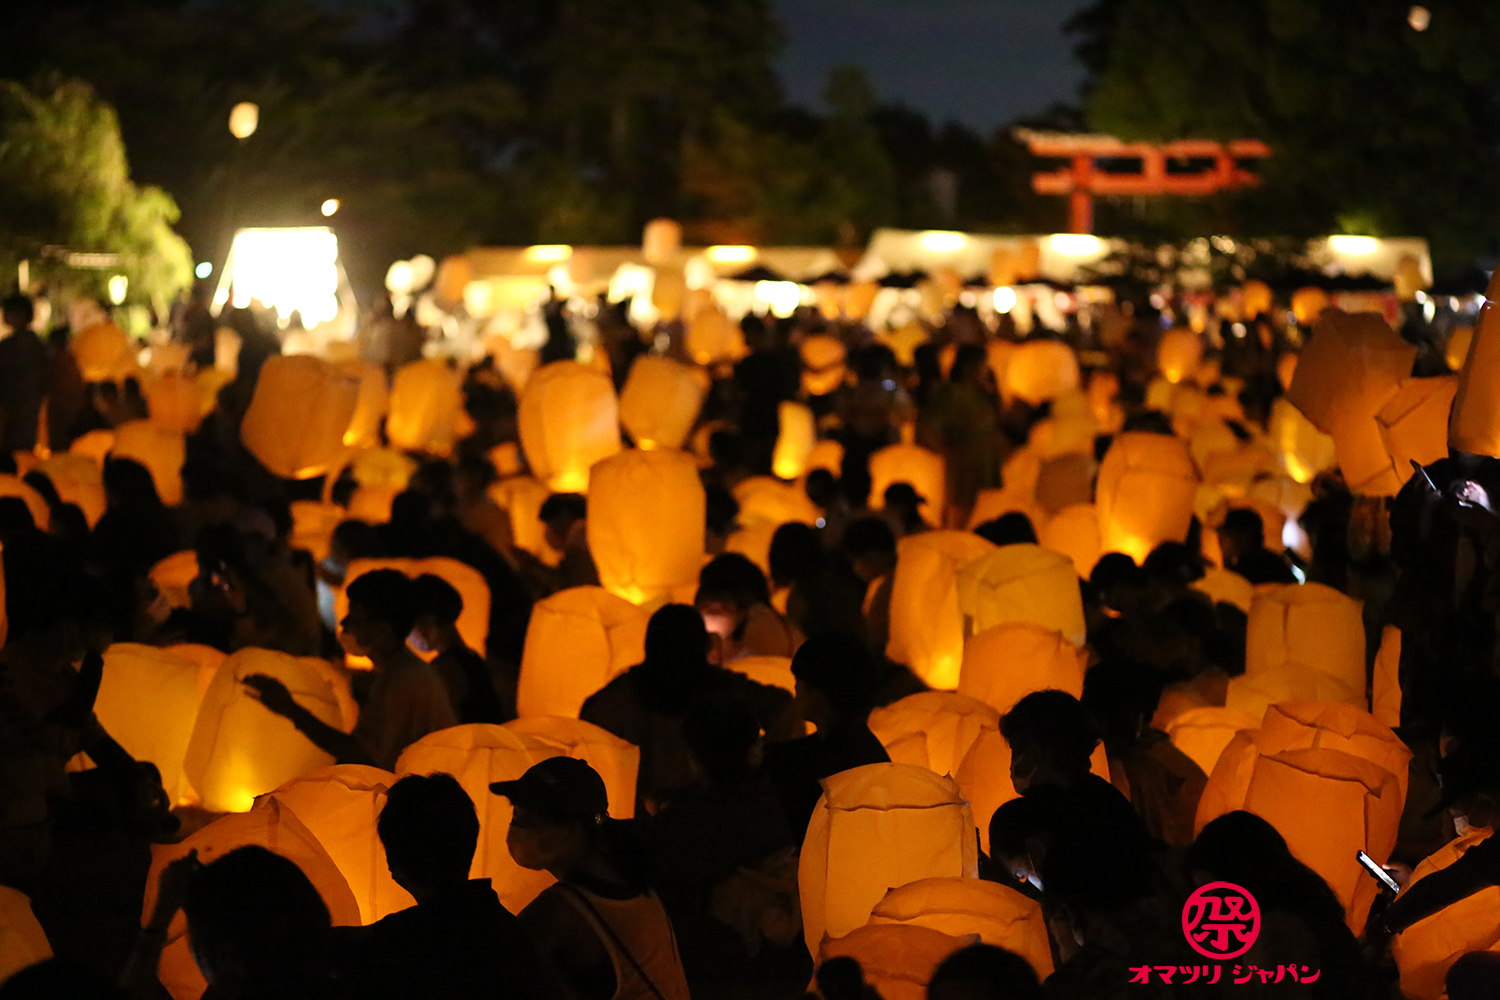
[494,758,691,1000]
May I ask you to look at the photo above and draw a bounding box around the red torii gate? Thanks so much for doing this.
[1018,130,1272,234]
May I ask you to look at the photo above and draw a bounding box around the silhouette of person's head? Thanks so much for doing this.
[378,773,480,902]
[1217,507,1265,567]
[999,690,1100,793]
[102,457,162,511]
[341,569,418,661]
[642,604,711,673]
[494,757,611,877]
[1,294,35,332]
[927,943,1041,1000]
[790,632,876,730]
[842,516,897,582]
[410,573,465,653]
[974,512,1037,547]
[539,493,587,552]
[1189,810,1347,925]
[682,693,763,784]
[769,521,822,589]
[181,846,331,993]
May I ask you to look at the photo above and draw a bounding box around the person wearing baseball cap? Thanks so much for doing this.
[493,758,690,1000]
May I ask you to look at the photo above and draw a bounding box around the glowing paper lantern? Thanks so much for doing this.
[1375,376,1456,487]
[338,557,489,664]
[144,373,206,434]
[1390,828,1500,1000]
[954,543,1085,647]
[0,476,48,531]
[801,335,847,396]
[957,622,1084,717]
[518,361,622,493]
[1157,328,1204,384]
[240,356,360,481]
[1095,432,1198,563]
[488,476,558,566]
[732,475,821,529]
[1191,567,1254,613]
[38,453,106,527]
[868,692,999,779]
[818,925,969,1000]
[685,309,747,366]
[1242,281,1273,318]
[71,321,134,382]
[868,877,1053,981]
[516,587,649,719]
[1450,276,1500,457]
[642,219,682,264]
[1163,706,1261,779]
[799,763,977,955]
[725,654,796,694]
[143,800,361,1000]
[502,717,640,820]
[262,765,415,924]
[1037,503,1100,579]
[1228,583,1366,719]
[110,420,185,505]
[149,550,198,610]
[869,443,946,526]
[337,360,389,449]
[1445,326,1473,372]
[1269,398,1337,483]
[385,359,464,456]
[182,648,356,814]
[1004,340,1079,405]
[394,724,558,912]
[772,401,817,480]
[885,532,996,690]
[350,449,416,491]
[587,449,705,607]
[0,886,50,986]
[954,726,1111,854]
[289,501,346,563]
[93,643,205,806]
[1372,625,1401,730]
[1291,287,1330,326]
[1241,747,1402,934]
[70,428,115,465]
[167,643,226,696]
[618,356,708,451]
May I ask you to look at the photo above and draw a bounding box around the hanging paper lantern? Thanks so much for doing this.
[1004,340,1080,406]
[336,360,389,450]
[1157,328,1204,384]
[886,532,996,690]
[261,765,415,925]
[1269,398,1337,484]
[1291,287,1330,326]
[1229,583,1367,719]
[587,449,705,607]
[1372,625,1401,730]
[149,550,199,610]
[0,476,49,531]
[110,420,186,505]
[1037,503,1100,579]
[801,335,847,396]
[338,557,490,666]
[868,877,1053,981]
[1375,376,1457,488]
[732,475,821,529]
[518,361,622,493]
[142,800,361,1000]
[642,219,682,264]
[1445,326,1473,373]
[771,401,817,480]
[954,727,1112,854]
[1162,706,1261,779]
[92,643,205,806]
[954,543,1085,647]
[1390,828,1500,1000]
[182,648,356,814]
[37,453,106,527]
[70,321,134,382]
[394,724,559,913]
[1095,432,1198,563]
[0,885,50,986]
[515,587,649,719]
[725,654,796,695]
[618,356,709,451]
[818,925,969,1000]
[385,359,464,456]
[868,691,1000,779]
[144,373,206,434]
[488,476,558,565]
[1241,747,1402,934]
[502,717,640,820]
[240,356,360,481]
[1449,275,1500,458]
[957,622,1084,717]
[869,443,946,527]
[799,763,977,955]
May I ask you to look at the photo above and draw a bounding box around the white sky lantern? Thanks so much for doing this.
[221,227,342,327]
[918,230,968,254]
[228,101,259,140]
[320,198,339,217]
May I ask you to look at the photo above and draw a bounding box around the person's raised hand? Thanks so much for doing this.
[242,674,298,716]
[149,849,201,931]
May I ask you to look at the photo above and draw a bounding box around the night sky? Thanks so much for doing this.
[773,0,1094,133]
